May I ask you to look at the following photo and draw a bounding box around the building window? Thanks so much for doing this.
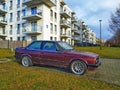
[17,0,20,5]
[22,23,25,32]
[50,10,53,20]
[17,11,20,20]
[31,7,37,15]
[10,1,13,10]
[10,25,13,35]
[55,37,57,41]
[31,36,37,41]
[31,21,37,31]
[17,37,20,41]
[2,3,6,10]
[10,13,13,22]
[54,25,57,31]
[22,36,25,41]
[2,26,5,34]
[17,24,20,34]
[55,25,57,34]
[10,37,13,41]
[50,23,53,30]
[50,37,53,40]
[17,11,20,21]
[22,23,25,27]
[22,9,26,16]
[17,0,20,8]
[54,12,57,20]
[50,10,53,17]
[50,23,53,34]
[2,15,6,22]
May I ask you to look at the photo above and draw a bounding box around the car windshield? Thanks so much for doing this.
[58,42,74,50]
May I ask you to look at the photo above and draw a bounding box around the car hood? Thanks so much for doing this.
[64,50,99,58]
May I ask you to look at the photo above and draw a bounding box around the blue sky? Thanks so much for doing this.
[64,0,120,40]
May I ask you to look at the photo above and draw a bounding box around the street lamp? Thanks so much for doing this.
[99,20,102,50]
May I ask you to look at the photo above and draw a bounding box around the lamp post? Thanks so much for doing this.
[99,20,102,50]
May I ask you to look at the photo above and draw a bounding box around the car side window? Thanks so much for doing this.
[43,42,57,51]
[27,41,42,50]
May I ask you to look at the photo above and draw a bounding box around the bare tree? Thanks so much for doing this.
[109,4,120,47]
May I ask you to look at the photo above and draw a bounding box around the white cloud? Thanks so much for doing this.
[64,0,120,40]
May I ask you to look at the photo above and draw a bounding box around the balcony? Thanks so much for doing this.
[0,20,7,26]
[60,8,71,18]
[23,0,56,7]
[0,7,7,15]
[60,20,71,28]
[71,17,77,22]
[22,11,42,21]
[0,32,7,38]
[74,30,81,35]
[60,0,66,5]
[23,25,42,35]
[0,0,6,2]
[72,35,81,41]
[60,33,70,38]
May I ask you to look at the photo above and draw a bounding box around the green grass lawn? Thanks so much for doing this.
[0,61,120,90]
[74,46,120,59]
[0,47,120,89]
[0,48,14,59]
[0,47,120,59]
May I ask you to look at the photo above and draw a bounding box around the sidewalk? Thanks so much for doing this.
[85,58,120,86]
[0,58,11,63]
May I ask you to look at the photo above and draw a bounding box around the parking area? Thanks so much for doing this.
[85,58,120,86]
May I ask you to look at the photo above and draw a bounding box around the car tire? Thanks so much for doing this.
[70,60,87,75]
[21,56,33,67]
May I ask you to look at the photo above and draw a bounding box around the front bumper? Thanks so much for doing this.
[88,60,101,68]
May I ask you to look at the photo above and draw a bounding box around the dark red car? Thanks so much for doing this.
[15,40,101,75]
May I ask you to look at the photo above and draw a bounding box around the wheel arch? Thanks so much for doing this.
[21,54,32,61]
[69,58,88,68]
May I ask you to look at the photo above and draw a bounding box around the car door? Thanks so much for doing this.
[26,41,43,64]
[40,41,66,67]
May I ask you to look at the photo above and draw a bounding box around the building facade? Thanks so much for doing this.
[0,0,96,46]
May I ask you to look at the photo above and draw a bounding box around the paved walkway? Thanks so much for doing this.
[85,58,120,86]
[0,58,10,63]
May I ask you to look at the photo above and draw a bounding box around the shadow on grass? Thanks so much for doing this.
[14,58,120,87]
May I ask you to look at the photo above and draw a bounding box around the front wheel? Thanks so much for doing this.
[21,56,33,67]
[70,60,87,75]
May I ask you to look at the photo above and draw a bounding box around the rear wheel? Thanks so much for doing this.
[21,56,33,67]
[70,60,87,75]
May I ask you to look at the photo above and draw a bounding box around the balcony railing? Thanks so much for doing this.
[71,26,78,31]
[1,0,6,2]
[74,30,81,35]
[0,32,7,37]
[60,0,66,5]
[22,10,42,21]
[0,20,7,26]
[71,17,77,22]
[60,20,71,28]
[23,0,56,7]
[0,6,7,14]
[23,25,42,35]
[60,33,71,38]
[60,8,71,18]
[72,35,81,41]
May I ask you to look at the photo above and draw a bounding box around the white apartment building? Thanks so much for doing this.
[86,28,96,44]
[82,22,97,45]
[71,12,82,46]
[0,0,74,45]
[0,0,97,46]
